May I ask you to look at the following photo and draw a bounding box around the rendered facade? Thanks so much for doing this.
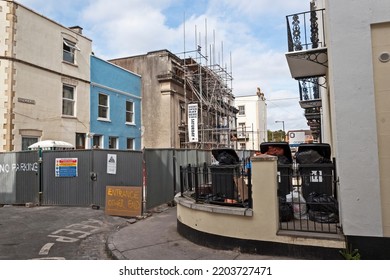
[110,50,237,149]
[286,0,390,258]
[90,56,142,150]
[0,0,91,151]
[234,89,267,150]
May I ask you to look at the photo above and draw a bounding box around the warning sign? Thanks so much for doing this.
[107,154,117,174]
[55,158,78,177]
[105,186,142,217]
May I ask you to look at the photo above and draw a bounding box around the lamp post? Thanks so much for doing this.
[275,120,285,141]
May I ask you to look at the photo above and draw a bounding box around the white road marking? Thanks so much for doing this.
[39,242,55,255]
[31,257,66,260]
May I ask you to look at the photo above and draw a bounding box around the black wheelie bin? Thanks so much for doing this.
[295,143,334,200]
[210,148,241,204]
[260,142,293,197]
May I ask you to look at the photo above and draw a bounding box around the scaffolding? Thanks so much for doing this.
[178,22,237,149]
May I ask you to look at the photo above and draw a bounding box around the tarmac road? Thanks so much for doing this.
[1,204,294,260]
[0,205,128,260]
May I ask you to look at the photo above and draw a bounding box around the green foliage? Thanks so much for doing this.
[339,243,361,260]
[267,130,285,142]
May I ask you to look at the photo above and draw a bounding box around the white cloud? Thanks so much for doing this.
[17,0,311,131]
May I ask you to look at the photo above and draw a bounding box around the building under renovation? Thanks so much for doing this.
[110,49,237,149]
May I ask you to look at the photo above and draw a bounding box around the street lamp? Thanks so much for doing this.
[275,120,285,141]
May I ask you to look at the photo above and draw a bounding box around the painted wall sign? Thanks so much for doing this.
[105,186,142,217]
[17,97,36,105]
[55,158,78,177]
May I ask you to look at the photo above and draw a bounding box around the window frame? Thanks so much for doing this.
[22,137,39,151]
[108,136,118,149]
[62,84,76,117]
[92,135,103,149]
[98,93,110,121]
[125,100,135,124]
[238,105,245,116]
[126,138,135,150]
[63,39,79,64]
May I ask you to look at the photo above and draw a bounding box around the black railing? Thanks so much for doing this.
[180,162,251,208]
[179,159,341,234]
[286,9,326,52]
[278,160,341,234]
[298,78,320,101]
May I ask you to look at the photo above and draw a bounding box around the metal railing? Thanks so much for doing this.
[179,162,252,208]
[278,160,341,234]
[286,9,326,52]
[179,159,341,234]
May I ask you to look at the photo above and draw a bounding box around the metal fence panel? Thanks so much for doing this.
[42,150,93,206]
[0,151,39,204]
[91,150,143,207]
[144,149,175,210]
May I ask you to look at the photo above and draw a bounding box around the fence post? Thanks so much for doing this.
[247,166,252,208]
[194,166,199,202]
[179,166,184,197]
[187,164,192,191]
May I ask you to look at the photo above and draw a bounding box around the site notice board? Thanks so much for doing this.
[105,186,142,217]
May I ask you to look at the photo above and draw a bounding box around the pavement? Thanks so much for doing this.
[106,205,293,260]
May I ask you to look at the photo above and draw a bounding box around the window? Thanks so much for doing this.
[98,93,109,119]
[63,85,75,116]
[108,137,118,149]
[63,39,78,64]
[22,137,38,150]
[75,133,85,149]
[126,100,134,124]
[238,105,245,115]
[180,102,186,124]
[92,135,103,148]
[127,138,134,150]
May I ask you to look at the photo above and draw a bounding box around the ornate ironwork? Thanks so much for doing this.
[310,3,319,48]
[292,14,303,51]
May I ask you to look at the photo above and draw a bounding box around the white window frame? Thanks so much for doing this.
[125,100,135,124]
[63,39,79,64]
[62,85,75,117]
[238,105,245,116]
[92,135,103,148]
[108,136,118,149]
[127,138,135,150]
[98,93,110,121]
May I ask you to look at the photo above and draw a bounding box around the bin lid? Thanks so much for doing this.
[259,142,293,163]
[297,143,331,160]
[211,148,239,164]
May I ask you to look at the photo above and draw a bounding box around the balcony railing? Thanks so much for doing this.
[286,8,326,52]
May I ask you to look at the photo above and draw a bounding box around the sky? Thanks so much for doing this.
[16,0,310,132]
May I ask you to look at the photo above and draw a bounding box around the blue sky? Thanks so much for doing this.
[17,0,311,131]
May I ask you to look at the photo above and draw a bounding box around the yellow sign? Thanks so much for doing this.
[105,186,142,217]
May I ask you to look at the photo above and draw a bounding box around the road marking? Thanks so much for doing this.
[39,242,55,255]
[31,257,66,260]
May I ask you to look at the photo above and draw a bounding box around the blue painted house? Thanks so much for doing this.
[90,56,142,150]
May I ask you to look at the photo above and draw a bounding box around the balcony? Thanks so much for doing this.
[285,8,327,79]
[298,77,322,109]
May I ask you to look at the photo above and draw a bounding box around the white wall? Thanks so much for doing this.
[326,0,390,236]
[235,94,267,150]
